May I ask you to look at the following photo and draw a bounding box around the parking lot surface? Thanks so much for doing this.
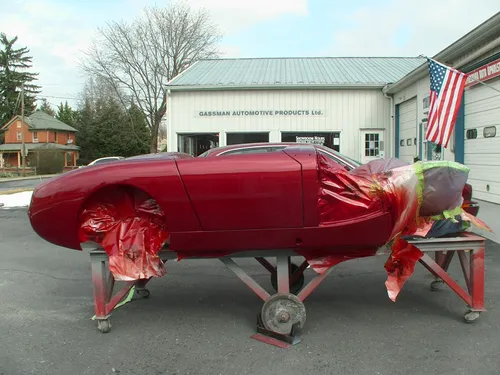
[1,208,499,375]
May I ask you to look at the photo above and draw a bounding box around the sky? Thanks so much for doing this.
[2,0,499,110]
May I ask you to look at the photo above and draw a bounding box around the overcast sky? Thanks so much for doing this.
[2,0,499,110]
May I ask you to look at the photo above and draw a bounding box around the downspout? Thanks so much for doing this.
[383,84,394,158]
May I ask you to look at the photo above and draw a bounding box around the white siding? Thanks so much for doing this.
[393,75,460,162]
[167,89,391,161]
[397,97,417,163]
[464,76,500,204]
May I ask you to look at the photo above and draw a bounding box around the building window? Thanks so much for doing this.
[364,133,380,157]
[178,133,219,156]
[227,132,269,145]
[483,126,496,138]
[422,96,430,110]
[17,132,21,140]
[466,129,477,139]
[32,132,38,142]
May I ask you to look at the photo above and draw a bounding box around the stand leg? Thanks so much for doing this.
[470,246,485,312]
[90,255,110,320]
[276,256,291,294]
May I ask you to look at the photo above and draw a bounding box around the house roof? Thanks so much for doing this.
[1,110,78,132]
[0,143,80,152]
[166,57,427,90]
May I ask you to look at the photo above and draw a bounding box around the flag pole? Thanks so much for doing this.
[425,55,500,94]
[466,75,500,94]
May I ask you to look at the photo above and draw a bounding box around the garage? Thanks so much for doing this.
[464,57,500,204]
[397,97,418,163]
[164,57,425,162]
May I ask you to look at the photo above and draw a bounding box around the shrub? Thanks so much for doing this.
[29,149,65,174]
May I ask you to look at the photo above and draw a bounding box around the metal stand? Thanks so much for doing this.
[407,232,486,322]
[87,232,487,344]
[89,251,152,333]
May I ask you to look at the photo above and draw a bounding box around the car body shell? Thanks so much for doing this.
[201,142,479,217]
[28,146,395,256]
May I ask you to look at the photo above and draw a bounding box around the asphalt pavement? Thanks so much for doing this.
[0,177,50,192]
[1,208,500,375]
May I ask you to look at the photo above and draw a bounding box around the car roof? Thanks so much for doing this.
[200,142,362,167]
[202,142,312,156]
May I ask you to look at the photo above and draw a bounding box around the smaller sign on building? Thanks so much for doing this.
[465,57,500,87]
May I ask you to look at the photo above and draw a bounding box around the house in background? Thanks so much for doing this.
[0,110,80,171]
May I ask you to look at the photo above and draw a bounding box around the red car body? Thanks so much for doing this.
[28,146,396,256]
[28,143,479,259]
[201,142,480,217]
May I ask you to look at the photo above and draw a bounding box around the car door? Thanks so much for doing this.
[175,151,304,231]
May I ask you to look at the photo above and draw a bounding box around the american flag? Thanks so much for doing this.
[425,58,467,147]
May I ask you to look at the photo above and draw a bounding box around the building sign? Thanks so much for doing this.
[296,136,325,145]
[198,109,324,117]
[465,57,500,87]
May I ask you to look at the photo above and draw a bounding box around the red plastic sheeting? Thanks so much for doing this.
[78,186,169,281]
[316,153,385,225]
[310,153,483,301]
[384,238,424,302]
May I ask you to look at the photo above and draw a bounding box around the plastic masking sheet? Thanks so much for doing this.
[78,185,169,281]
[307,153,490,301]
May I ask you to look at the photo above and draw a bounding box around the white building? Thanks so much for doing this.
[164,12,500,207]
[384,12,500,204]
[165,57,424,164]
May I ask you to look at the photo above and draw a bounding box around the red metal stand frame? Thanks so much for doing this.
[85,232,487,343]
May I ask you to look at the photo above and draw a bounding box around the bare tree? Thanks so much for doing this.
[79,0,222,152]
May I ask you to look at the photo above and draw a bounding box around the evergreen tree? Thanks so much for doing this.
[0,33,41,124]
[125,103,151,155]
[56,101,77,126]
[38,98,56,116]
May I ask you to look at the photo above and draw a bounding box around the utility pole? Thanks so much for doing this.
[21,84,26,176]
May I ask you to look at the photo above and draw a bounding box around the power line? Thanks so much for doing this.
[36,95,80,100]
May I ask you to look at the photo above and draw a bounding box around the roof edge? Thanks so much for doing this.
[384,11,500,94]
[0,115,22,131]
[167,83,388,91]
[166,61,202,87]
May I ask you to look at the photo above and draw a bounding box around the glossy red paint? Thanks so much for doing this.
[28,146,394,256]
[28,152,200,250]
[203,142,480,216]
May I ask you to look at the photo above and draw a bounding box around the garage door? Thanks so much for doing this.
[398,97,418,163]
[464,76,500,204]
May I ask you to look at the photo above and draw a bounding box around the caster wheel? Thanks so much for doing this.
[261,293,306,335]
[97,319,111,333]
[464,310,480,323]
[135,288,150,299]
[271,263,305,295]
[430,280,444,291]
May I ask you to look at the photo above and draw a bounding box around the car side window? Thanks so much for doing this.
[222,147,272,155]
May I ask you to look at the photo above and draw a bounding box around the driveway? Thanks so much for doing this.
[1,208,500,375]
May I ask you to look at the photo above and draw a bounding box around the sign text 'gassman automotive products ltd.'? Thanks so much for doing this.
[198,109,324,116]
[465,58,500,87]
